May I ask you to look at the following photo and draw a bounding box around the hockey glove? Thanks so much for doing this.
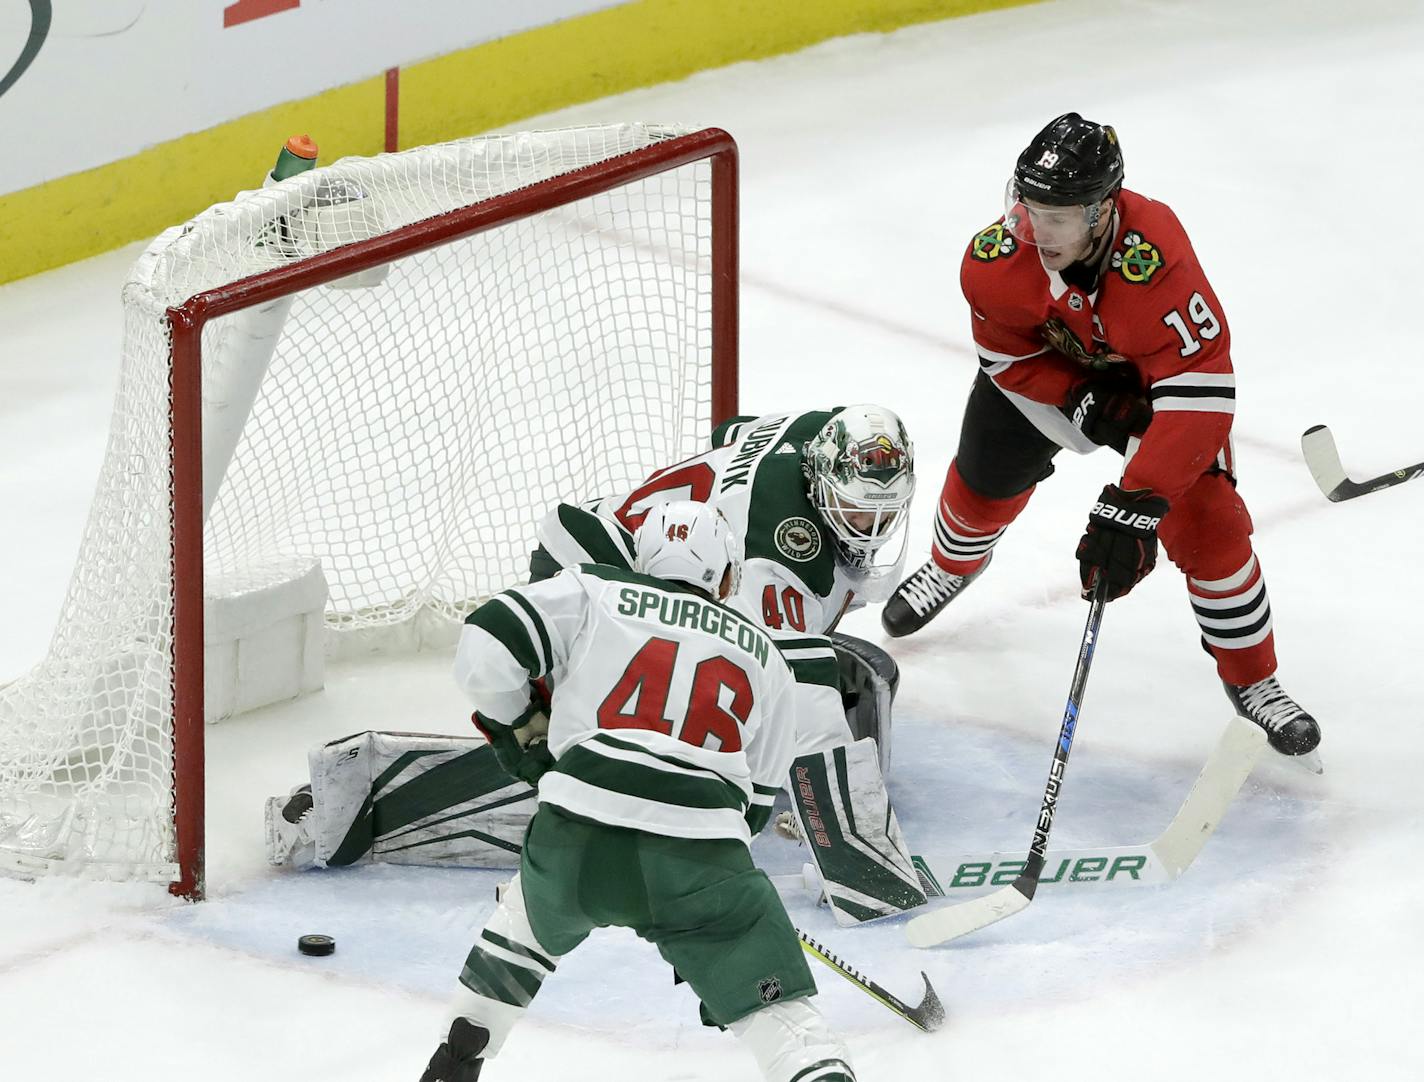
[1064,380,1153,454]
[1076,483,1170,601]
[473,700,554,788]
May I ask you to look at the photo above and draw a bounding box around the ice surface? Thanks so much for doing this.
[2,0,1422,1077]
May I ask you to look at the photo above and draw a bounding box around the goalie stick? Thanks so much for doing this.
[908,714,1266,897]
[1301,424,1424,502]
[797,928,945,1032]
[773,714,1266,905]
[904,581,1108,949]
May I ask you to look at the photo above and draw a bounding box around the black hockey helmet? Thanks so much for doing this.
[1013,112,1124,208]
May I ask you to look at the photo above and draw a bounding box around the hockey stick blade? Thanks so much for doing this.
[797,929,946,1032]
[904,878,1031,948]
[899,715,1267,901]
[1302,425,1424,502]
[1149,715,1266,875]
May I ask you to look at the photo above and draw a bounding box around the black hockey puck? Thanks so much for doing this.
[297,934,335,957]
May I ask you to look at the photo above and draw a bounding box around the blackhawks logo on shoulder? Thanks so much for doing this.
[774,516,822,563]
[1112,231,1164,284]
[971,221,1016,262]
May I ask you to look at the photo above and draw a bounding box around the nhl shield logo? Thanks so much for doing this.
[774,517,822,563]
[758,976,783,1004]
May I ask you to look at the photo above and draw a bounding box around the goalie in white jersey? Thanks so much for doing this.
[538,403,914,650]
[420,502,854,1082]
[268,405,929,928]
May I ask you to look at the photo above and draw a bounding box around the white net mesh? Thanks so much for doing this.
[0,123,723,884]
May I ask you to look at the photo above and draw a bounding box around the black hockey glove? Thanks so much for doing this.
[1076,484,1170,601]
[1064,380,1152,454]
[473,700,554,788]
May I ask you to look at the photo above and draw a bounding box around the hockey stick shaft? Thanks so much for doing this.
[1018,580,1109,894]
[796,928,945,1032]
[1301,424,1424,502]
[905,581,1108,948]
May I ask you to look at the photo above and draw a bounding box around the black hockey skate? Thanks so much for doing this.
[1222,675,1321,757]
[881,552,992,638]
[420,1018,489,1082]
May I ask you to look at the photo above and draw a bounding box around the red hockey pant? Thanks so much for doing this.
[930,374,1276,686]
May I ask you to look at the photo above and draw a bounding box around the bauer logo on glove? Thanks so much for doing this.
[1088,499,1163,532]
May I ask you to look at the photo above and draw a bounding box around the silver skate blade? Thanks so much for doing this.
[1281,748,1324,776]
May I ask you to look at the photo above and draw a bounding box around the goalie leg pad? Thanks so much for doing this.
[302,731,535,868]
[788,738,926,926]
[828,632,898,774]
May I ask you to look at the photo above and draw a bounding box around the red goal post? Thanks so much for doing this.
[0,124,739,900]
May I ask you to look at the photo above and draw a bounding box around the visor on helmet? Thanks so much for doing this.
[1003,177,1109,251]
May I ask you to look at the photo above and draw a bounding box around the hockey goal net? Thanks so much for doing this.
[0,123,738,898]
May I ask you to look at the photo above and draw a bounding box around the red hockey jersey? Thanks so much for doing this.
[960,188,1235,502]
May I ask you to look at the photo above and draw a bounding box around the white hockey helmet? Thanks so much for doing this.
[804,404,915,597]
[634,501,743,600]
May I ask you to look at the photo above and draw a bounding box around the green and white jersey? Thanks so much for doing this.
[454,565,798,844]
[535,410,860,756]
[594,410,859,637]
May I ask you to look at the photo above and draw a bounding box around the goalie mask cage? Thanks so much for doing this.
[0,123,738,899]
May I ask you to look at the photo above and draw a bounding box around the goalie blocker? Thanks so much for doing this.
[266,632,923,928]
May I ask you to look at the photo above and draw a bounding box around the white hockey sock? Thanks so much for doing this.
[729,998,856,1081]
[443,873,561,1058]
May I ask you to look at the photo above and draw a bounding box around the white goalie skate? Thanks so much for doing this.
[264,784,316,868]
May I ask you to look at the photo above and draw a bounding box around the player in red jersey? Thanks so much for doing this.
[881,113,1320,758]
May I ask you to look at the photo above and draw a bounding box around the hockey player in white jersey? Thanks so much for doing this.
[419,503,855,1082]
[267,405,927,926]
[532,405,928,922]
[538,404,914,652]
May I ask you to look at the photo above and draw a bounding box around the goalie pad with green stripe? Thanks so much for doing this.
[308,731,532,869]
[788,737,926,925]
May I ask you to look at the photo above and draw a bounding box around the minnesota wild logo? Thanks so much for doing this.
[774,517,821,562]
[1112,231,1164,284]
[972,222,1017,262]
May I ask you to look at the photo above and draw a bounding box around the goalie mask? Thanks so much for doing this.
[804,405,915,599]
[634,501,743,601]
